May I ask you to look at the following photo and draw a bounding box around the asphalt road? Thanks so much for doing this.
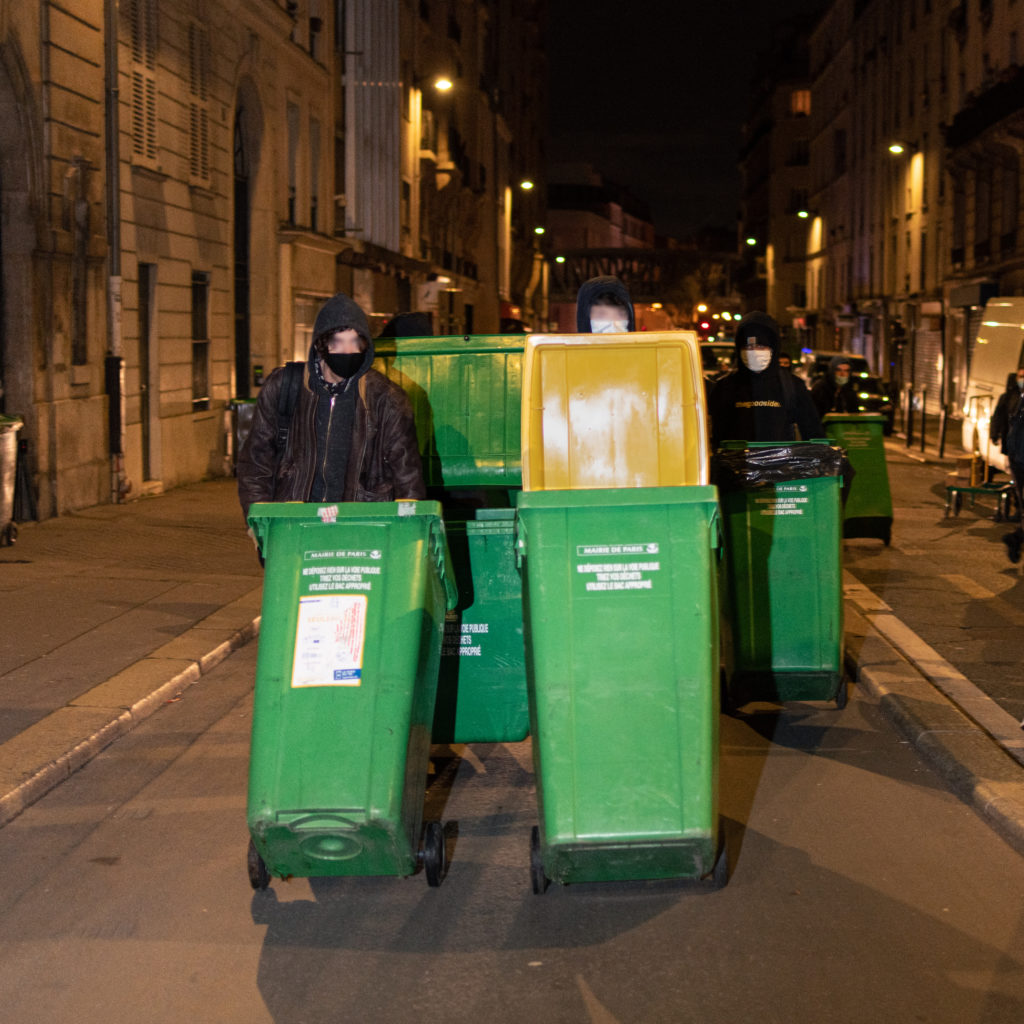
[1,642,1021,1023]
[843,442,1024,724]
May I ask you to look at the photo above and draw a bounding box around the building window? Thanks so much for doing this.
[287,102,300,224]
[310,117,320,231]
[790,89,811,116]
[129,0,158,165]
[191,271,210,411]
[833,129,847,177]
[188,21,210,184]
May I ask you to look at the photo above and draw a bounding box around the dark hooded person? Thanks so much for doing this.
[575,275,635,333]
[708,311,823,448]
[237,291,425,521]
[810,355,860,418]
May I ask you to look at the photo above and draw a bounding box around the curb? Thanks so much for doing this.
[845,598,1024,857]
[0,614,260,829]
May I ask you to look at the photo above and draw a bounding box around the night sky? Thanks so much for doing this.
[545,0,828,240]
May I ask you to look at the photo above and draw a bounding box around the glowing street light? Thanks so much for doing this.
[519,179,535,191]
[433,76,453,92]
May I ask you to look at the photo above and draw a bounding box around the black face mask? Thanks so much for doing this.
[322,351,364,379]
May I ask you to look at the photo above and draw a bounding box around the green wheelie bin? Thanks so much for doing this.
[245,500,457,890]
[518,331,726,891]
[432,508,529,744]
[823,412,893,544]
[375,334,529,744]
[715,441,846,710]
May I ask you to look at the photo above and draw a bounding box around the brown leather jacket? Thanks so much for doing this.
[237,362,425,521]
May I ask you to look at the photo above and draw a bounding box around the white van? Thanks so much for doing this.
[961,297,1024,471]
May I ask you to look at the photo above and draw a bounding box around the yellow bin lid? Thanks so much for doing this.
[520,331,709,491]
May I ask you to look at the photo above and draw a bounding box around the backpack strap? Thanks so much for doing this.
[276,361,305,453]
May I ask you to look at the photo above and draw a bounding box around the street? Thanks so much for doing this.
[0,638,1022,1023]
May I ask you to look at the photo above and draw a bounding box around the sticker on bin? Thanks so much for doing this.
[317,504,340,524]
[574,542,662,593]
[755,485,809,516]
[291,594,367,687]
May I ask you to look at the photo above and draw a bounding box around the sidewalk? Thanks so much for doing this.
[0,478,263,825]
[0,469,1022,857]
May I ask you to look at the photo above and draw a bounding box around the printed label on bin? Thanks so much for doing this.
[301,548,383,593]
[441,613,488,657]
[574,542,661,594]
[834,425,872,449]
[755,484,809,516]
[291,594,367,687]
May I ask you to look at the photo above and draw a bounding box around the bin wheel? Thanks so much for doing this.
[423,820,447,887]
[712,836,729,889]
[835,679,849,710]
[703,833,728,889]
[719,668,736,717]
[530,825,550,895]
[247,837,270,891]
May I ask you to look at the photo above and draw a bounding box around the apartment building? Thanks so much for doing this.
[0,0,546,517]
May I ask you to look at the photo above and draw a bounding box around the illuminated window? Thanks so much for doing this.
[790,89,811,116]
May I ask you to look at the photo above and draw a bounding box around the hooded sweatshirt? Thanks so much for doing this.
[236,290,425,519]
[810,354,859,417]
[709,311,823,447]
[991,371,1024,452]
[308,293,376,502]
[575,275,636,332]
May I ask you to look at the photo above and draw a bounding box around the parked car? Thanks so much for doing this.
[853,376,895,434]
[700,342,735,381]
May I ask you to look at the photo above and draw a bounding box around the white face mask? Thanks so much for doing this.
[835,373,850,386]
[741,349,772,372]
[590,318,629,334]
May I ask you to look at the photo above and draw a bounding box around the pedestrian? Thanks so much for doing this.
[576,275,635,333]
[377,311,433,338]
[989,368,1024,464]
[708,311,823,448]
[237,291,425,523]
[997,367,1024,561]
[810,355,860,418]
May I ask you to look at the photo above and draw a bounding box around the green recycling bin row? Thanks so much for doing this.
[823,412,893,545]
[517,486,724,887]
[245,501,457,888]
[714,440,847,710]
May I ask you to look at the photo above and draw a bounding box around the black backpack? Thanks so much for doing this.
[275,361,305,454]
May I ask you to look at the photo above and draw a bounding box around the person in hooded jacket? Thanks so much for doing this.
[377,311,433,338]
[810,355,860,418]
[989,367,1024,459]
[237,292,424,523]
[708,311,823,448]
[994,366,1024,560]
[575,275,635,333]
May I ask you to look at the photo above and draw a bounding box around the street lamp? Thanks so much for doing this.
[519,179,535,191]
[888,140,917,155]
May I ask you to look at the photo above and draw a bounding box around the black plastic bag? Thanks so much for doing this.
[712,442,851,491]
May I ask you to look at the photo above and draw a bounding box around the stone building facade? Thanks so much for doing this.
[0,0,546,517]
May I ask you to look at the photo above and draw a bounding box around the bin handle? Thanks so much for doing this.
[513,514,526,569]
[709,503,723,555]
